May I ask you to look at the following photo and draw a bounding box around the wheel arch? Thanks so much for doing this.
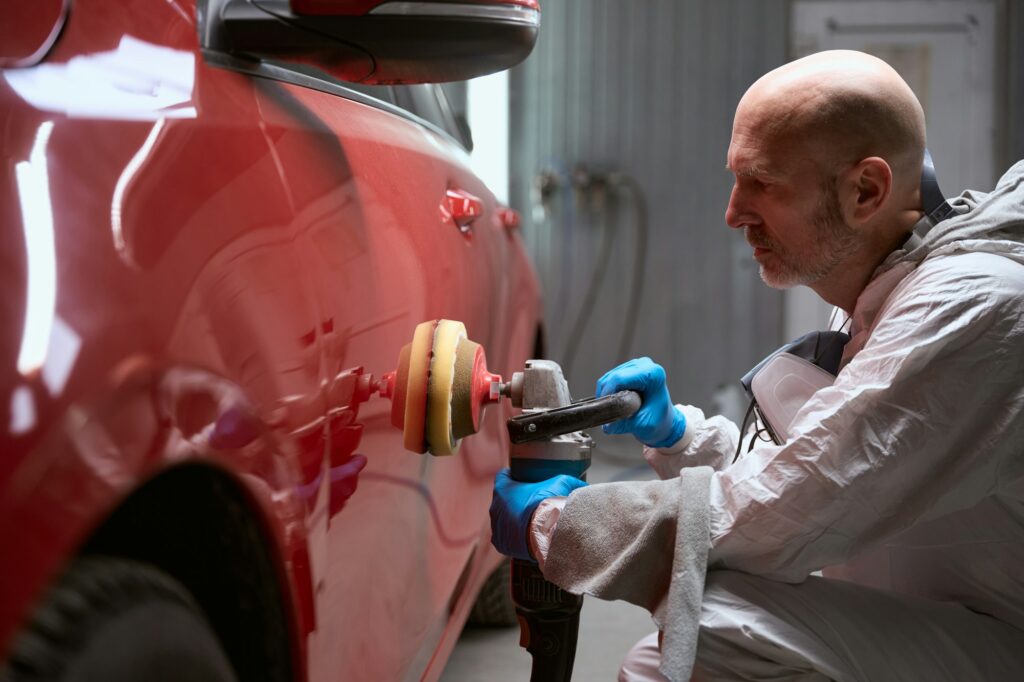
[80,462,296,682]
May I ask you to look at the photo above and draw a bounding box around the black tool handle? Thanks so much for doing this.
[507,390,641,444]
[511,559,582,682]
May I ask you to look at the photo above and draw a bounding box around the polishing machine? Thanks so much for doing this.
[358,319,640,681]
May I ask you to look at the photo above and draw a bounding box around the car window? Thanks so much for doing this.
[268,61,398,106]
[392,84,471,151]
[338,81,397,107]
[248,60,470,150]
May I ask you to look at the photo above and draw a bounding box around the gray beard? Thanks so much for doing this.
[757,185,858,288]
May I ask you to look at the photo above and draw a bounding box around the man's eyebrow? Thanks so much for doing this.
[725,163,774,178]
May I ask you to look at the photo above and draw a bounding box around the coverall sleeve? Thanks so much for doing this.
[708,256,1024,581]
[643,405,740,478]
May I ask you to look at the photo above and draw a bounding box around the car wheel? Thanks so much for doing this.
[2,556,237,682]
[467,560,518,627]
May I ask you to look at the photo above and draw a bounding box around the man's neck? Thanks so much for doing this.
[810,262,876,314]
[813,221,921,312]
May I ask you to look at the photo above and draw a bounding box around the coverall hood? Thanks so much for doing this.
[885,159,1024,272]
[843,160,1024,360]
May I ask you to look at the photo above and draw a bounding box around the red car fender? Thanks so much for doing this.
[0,362,319,673]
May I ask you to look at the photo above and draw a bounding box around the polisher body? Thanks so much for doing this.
[505,360,592,682]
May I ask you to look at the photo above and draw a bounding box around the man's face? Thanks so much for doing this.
[724,117,858,289]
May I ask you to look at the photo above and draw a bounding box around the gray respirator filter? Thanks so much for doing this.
[740,330,850,445]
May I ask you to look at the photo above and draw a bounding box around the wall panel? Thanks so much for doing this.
[510,0,789,418]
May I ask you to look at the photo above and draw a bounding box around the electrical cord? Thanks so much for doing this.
[612,174,648,361]
[558,169,649,380]
[536,161,578,330]
[561,182,613,380]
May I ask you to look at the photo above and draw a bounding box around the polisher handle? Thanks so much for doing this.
[506,390,641,444]
[511,559,582,682]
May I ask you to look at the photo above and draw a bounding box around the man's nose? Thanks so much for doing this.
[724,185,758,229]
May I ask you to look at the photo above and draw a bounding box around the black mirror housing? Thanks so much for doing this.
[203,0,540,84]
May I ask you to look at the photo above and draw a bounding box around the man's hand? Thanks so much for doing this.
[596,357,687,448]
[489,469,588,561]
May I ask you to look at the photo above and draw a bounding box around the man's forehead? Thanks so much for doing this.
[728,87,819,168]
[727,119,817,178]
[726,139,783,177]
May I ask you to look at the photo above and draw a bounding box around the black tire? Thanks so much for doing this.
[2,556,237,682]
[466,560,518,627]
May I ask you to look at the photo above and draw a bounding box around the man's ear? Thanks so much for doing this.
[841,157,892,225]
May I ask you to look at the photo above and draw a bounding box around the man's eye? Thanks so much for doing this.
[736,176,771,192]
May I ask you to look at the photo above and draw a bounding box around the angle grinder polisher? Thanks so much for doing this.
[373,319,640,455]
[364,319,641,681]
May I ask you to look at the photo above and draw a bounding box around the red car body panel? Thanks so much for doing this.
[0,0,69,68]
[0,1,542,679]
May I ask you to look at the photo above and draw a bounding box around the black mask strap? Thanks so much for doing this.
[908,148,956,248]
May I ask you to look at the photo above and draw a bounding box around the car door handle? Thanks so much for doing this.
[497,206,520,232]
[444,188,484,232]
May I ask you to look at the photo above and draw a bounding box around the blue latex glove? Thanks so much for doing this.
[489,468,588,561]
[596,357,687,448]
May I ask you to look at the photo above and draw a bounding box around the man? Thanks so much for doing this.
[490,50,1024,680]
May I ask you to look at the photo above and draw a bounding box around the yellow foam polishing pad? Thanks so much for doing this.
[425,319,466,455]
[451,337,482,440]
[401,320,437,454]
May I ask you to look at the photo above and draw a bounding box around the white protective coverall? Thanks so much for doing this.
[530,161,1024,681]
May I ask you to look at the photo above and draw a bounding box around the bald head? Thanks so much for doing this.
[726,51,931,310]
[737,50,926,193]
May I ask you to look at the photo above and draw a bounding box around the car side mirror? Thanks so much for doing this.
[202,0,540,84]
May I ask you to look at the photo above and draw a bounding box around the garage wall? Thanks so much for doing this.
[1008,0,1024,166]
[509,1,789,415]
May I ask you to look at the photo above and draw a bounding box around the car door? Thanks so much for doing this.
[249,73,511,680]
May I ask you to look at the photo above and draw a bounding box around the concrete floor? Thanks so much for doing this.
[442,441,659,681]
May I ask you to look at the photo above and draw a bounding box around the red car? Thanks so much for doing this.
[0,1,542,680]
